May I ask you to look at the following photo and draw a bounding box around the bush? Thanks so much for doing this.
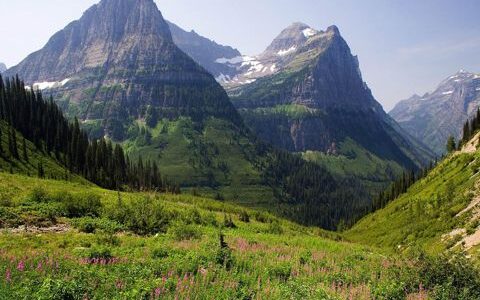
[239,210,250,223]
[60,193,102,218]
[417,253,480,299]
[88,247,113,260]
[152,248,169,259]
[266,220,283,234]
[30,186,49,203]
[169,223,201,241]
[107,197,171,235]
[223,214,236,228]
[71,217,124,234]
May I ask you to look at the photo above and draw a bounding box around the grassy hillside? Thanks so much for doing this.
[346,135,480,262]
[0,121,86,183]
[302,138,404,195]
[2,172,479,299]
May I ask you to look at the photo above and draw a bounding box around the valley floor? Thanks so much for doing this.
[0,172,479,299]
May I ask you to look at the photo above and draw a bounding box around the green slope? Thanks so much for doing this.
[1,172,479,298]
[346,136,480,262]
[302,138,404,195]
[0,121,86,183]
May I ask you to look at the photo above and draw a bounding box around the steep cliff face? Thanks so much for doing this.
[390,70,480,155]
[230,23,433,169]
[167,21,241,81]
[5,0,242,140]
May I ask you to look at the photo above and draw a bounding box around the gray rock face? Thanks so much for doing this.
[167,21,241,80]
[230,23,434,168]
[5,0,242,139]
[390,70,480,155]
[0,63,6,73]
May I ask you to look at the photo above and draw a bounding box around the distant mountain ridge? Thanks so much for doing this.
[167,21,241,81]
[4,0,243,139]
[0,63,6,73]
[390,70,480,155]
[226,22,434,171]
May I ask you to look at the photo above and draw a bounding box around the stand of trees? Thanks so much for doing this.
[0,75,178,192]
[461,108,480,146]
[371,160,436,211]
[262,150,371,230]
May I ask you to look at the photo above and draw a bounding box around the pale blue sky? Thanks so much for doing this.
[1,0,479,110]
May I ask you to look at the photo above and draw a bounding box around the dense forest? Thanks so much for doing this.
[0,75,178,192]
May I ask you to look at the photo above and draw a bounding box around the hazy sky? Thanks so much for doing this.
[1,0,479,110]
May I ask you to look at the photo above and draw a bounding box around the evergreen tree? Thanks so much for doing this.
[22,137,28,162]
[446,136,456,153]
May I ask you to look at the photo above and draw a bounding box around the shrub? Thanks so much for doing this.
[152,248,169,259]
[71,217,124,234]
[239,210,250,223]
[169,223,201,241]
[223,214,236,228]
[88,246,113,260]
[216,233,233,269]
[60,193,102,218]
[266,220,283,234]
[107,197,171,235]
[30,186,49,203]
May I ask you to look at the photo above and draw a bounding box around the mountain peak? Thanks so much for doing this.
[263,22,320,56]
[326,25,340,35]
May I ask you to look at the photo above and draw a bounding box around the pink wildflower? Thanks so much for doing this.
[17,260,25,272]
[5,268,11,283]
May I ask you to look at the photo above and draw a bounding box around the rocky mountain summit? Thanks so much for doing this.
[5,0,242,139]
[228,23,433,169]
[167,21,241,81]
[390,70,480,155]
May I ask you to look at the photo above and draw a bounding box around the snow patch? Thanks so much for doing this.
[215,56,244,64]
[270,64,277,72]
[302,28,317,38]
[442,90,454,95]
[33,78,70,90]
[215,73,231,83]
[476,88,480,91]
[277,46,296,56]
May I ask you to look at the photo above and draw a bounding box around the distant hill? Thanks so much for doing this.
[390,70,480,155]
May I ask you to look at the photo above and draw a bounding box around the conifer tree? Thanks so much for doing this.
[22,137,28,162]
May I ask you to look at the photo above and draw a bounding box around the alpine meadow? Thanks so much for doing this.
[1,0,480,299]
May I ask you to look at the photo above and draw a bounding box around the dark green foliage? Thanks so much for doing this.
[223,214,236,228]
[239,210,250,223]
[0,75,174,192]
[460,108,480,146]
[216,233,233,269]
[417,253,480,299]
[263,149,371,230]
[106,196,171,235]
[447,136,457,153]
[372,163,436,212]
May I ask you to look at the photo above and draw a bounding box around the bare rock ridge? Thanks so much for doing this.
[227,23,434,169]
[390,70,480,155]
[5,0,242,139]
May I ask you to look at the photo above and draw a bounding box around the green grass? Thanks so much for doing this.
[0,121,87,183]
[302,138,404,195]
[240,104,324,120]
[1,172,472,299]
[346,151,480,262]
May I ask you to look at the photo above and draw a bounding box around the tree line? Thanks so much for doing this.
[0,75,178,192]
